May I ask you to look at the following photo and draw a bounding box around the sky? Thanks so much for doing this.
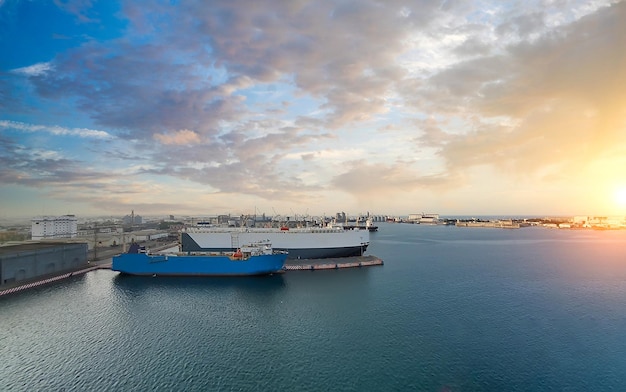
[1,0,626,220]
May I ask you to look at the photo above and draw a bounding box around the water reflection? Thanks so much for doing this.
[112,272,286,298]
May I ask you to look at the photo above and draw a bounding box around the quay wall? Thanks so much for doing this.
[0,243,88,288]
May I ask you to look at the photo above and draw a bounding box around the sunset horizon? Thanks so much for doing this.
[2,1,625,219]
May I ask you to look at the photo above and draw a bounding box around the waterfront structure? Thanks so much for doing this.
[31,215,78,240]
[0,242,88,287]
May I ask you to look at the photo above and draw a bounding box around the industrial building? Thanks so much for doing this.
[76,229,171,250]
[407,213,440,224]
[122,210,143,225]
[0,242,88,288]
[31,215,78,240]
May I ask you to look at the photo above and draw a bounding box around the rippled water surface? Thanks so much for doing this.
[3,224,626,391]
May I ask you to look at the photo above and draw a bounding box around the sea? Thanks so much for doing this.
[2,223,626,391]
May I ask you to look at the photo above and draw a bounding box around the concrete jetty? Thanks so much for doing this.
[0,263,110,297]
[284,255,383,271]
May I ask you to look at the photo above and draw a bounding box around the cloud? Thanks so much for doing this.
[3,0,624,215]
[412,1,626,180]
[495,11,546,40]
[53,0,98,23]
[29,43,241,140]
[26,0,448,138]
[140,121,334,201]
[154,129,201,145]
[0,134,186,215]
[331,160,453,195]
[11,62,53,76]
[0,136,105,187]
[0,120,112,139]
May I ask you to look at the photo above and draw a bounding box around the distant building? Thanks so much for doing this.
[573,216,589,227]
[217,215,230,225]
[123,210,143,225]
[407,213,440,224]
[336,212,347,223]
[31,215,78,240]
[588,216,626,229]
[407,214,421,222]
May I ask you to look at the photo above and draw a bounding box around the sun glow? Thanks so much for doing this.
[614,187,626,210]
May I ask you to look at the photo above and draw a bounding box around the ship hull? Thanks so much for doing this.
[181,228,370,259]
[112,253,287,276]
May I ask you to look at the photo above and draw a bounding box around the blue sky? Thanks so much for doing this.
[1,0,626,219]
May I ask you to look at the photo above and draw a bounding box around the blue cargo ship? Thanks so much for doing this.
[112,242,287,276]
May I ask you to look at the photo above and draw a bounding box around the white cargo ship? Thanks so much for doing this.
[180,226,370,259]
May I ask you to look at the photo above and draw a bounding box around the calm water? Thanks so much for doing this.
[2,224,626,391]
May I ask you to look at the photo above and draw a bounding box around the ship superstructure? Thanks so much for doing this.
[181,226,370,259]
[112,241,287,276]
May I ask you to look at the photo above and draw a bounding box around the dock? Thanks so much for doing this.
[284,255,383,271]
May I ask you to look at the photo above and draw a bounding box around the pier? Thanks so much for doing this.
[284,255,383,271]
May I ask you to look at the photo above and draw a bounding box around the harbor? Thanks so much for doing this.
[5,223,626,391]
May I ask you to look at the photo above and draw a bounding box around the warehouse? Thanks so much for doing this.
[0,242,88,288]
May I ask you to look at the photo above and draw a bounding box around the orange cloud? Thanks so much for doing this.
[154,129,201,145]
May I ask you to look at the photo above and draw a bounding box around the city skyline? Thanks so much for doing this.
[1,0,625,219]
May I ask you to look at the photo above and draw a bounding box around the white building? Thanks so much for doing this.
[31,215,78,240]
[407,213,440,224]
[573,216,589,226]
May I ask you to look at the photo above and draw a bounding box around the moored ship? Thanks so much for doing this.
[180,226,370,259]
[112,242,287,276]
